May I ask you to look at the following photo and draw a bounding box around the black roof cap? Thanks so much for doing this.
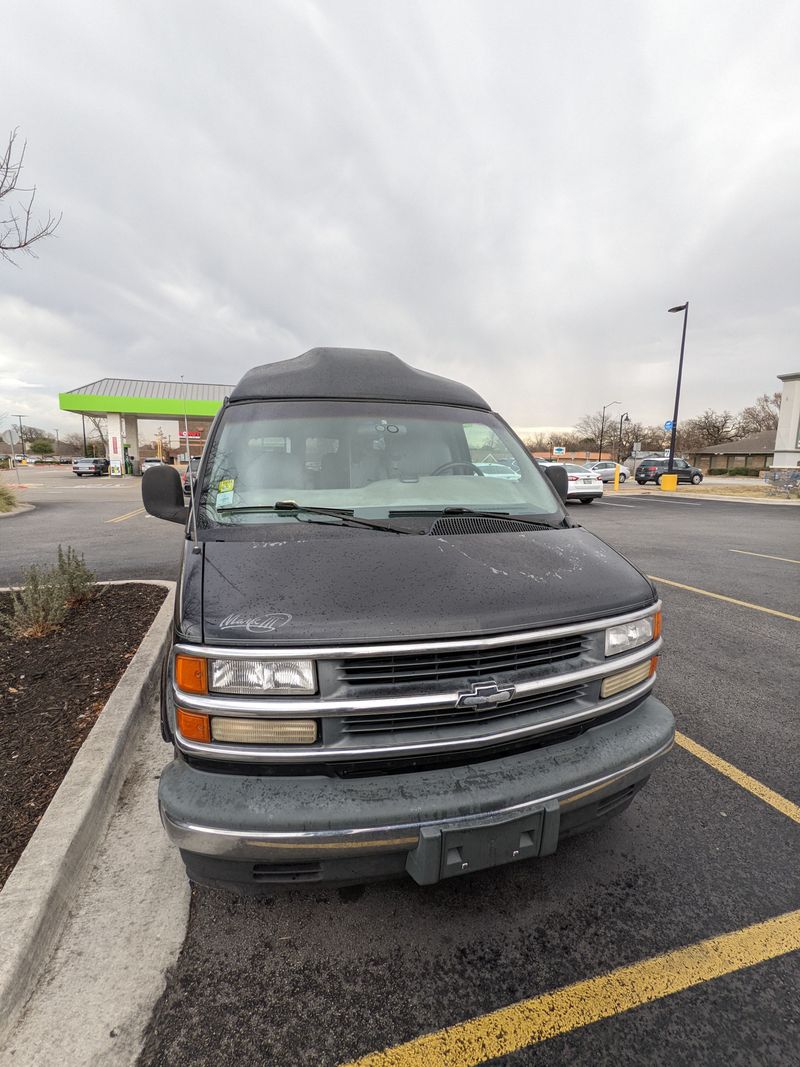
[229,348,490,410]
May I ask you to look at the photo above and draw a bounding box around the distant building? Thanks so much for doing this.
[687,430,776,473]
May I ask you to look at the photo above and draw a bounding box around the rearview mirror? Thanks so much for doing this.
[142,464,189,524]
[543,464,569,503]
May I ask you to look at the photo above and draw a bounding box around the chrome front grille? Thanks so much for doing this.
[338,634,587,686]
[340,684,586,734]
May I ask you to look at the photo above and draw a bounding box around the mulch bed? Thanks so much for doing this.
[0,583,167,889]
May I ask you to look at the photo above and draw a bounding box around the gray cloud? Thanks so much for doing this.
[2,0,798,439]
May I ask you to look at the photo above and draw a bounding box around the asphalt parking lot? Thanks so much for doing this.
[3,468,799,1065]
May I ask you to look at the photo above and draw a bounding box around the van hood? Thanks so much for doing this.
[199,527,655,646]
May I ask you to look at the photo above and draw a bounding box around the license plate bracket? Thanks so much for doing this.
[406,806,550,885]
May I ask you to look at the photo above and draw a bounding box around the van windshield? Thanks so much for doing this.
[198,401,560,526]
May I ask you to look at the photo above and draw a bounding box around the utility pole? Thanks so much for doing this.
[14,415,26,458]
[82,415,88,456]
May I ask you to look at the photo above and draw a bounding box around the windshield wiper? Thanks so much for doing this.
[389,506,567,530]
[217,501,417,535]
[442,507,567,530]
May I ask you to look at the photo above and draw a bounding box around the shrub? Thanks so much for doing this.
[1,563,68,638]
[707,467,761,477]
[0,485,15,513]
[0,545,95,638]
[57,544,95,605]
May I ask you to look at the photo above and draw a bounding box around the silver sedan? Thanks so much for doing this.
[585,461,631,483]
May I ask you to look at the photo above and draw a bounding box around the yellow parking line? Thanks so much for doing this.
[342,909,800,1067]
[648,576,800,623]
[675,732,800,825]
[105,506,146,524]
[729,549,800,565]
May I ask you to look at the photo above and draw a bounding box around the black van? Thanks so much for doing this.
[143,348,674,891]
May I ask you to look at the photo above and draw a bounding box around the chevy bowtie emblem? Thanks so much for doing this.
[455,681,516,709]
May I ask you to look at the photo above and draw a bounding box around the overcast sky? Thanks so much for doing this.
[2,0,799,441]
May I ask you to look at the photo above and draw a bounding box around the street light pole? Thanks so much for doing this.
[82,415,88,456]
[667,302,689,474]
[597,401,620,461]
[617,412,630,463]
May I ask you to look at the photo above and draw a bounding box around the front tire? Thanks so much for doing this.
[656,474,663,486]
[580,497,595,505]
[619,472,627,482]
[691,473,702,484]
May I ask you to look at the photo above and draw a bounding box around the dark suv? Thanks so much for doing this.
[636,458,703,485]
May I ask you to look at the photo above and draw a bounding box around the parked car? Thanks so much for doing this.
[586,461,631,483]
[539,461,603,504]
[475,462,520,479]
[635,458,703,485]
[72,456,109,477]
[183,456,201,494]
[141,457,164,472]
[143,347,674,892]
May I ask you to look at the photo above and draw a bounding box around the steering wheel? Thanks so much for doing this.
[431,461,484,476]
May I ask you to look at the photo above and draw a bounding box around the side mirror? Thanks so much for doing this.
[143,464,189,524]
[544,464,569,503]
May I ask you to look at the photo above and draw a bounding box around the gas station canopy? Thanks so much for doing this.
[59,378,233,419]
[59,378,234,475]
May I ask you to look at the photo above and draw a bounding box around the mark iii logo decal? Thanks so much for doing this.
[455,681,516,709]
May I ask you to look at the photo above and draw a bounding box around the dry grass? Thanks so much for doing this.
[631,483,789,500]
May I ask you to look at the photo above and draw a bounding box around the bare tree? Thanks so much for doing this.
[676,410,736,451]
[735,392,781,436]
[85,415,108,455]
[1,129,61,263]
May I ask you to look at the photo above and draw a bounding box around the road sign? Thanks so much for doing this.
[552,446,566,455]
[663,420,674,431]
[633,441,641,453]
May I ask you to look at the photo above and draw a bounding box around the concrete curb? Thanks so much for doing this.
[0,581,176,1044]
[0,502,35,519]
[623,489,800,506]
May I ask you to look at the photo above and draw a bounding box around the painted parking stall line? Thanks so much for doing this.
[342,909,800,1067]
[676,733,800,825]
[105,506,146,524]
[648,576,800,624]
[729,549,800,566]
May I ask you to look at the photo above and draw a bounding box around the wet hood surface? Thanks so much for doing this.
[199,527,655,646]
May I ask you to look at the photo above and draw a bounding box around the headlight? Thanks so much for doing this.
[604,612,660,656]
[209,657,316,694]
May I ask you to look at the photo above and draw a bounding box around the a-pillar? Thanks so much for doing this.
[124,417,141,475]
[107,412,125,476]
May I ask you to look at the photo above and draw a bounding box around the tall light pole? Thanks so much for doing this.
[81,415,88,456]
[53,428,60,459]
[667,302,689,473]
[617,412,630,463]
[597,401,620,461]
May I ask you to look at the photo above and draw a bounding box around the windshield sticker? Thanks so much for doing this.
[218,612,293,633]
[218,478,235,493]
[216,490,234,508]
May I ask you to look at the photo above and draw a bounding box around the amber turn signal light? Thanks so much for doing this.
[175,654,208,694]
[176,708,211,743]
[653,611,662,639]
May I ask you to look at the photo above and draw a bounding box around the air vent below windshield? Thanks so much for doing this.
[429,516,553,536]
